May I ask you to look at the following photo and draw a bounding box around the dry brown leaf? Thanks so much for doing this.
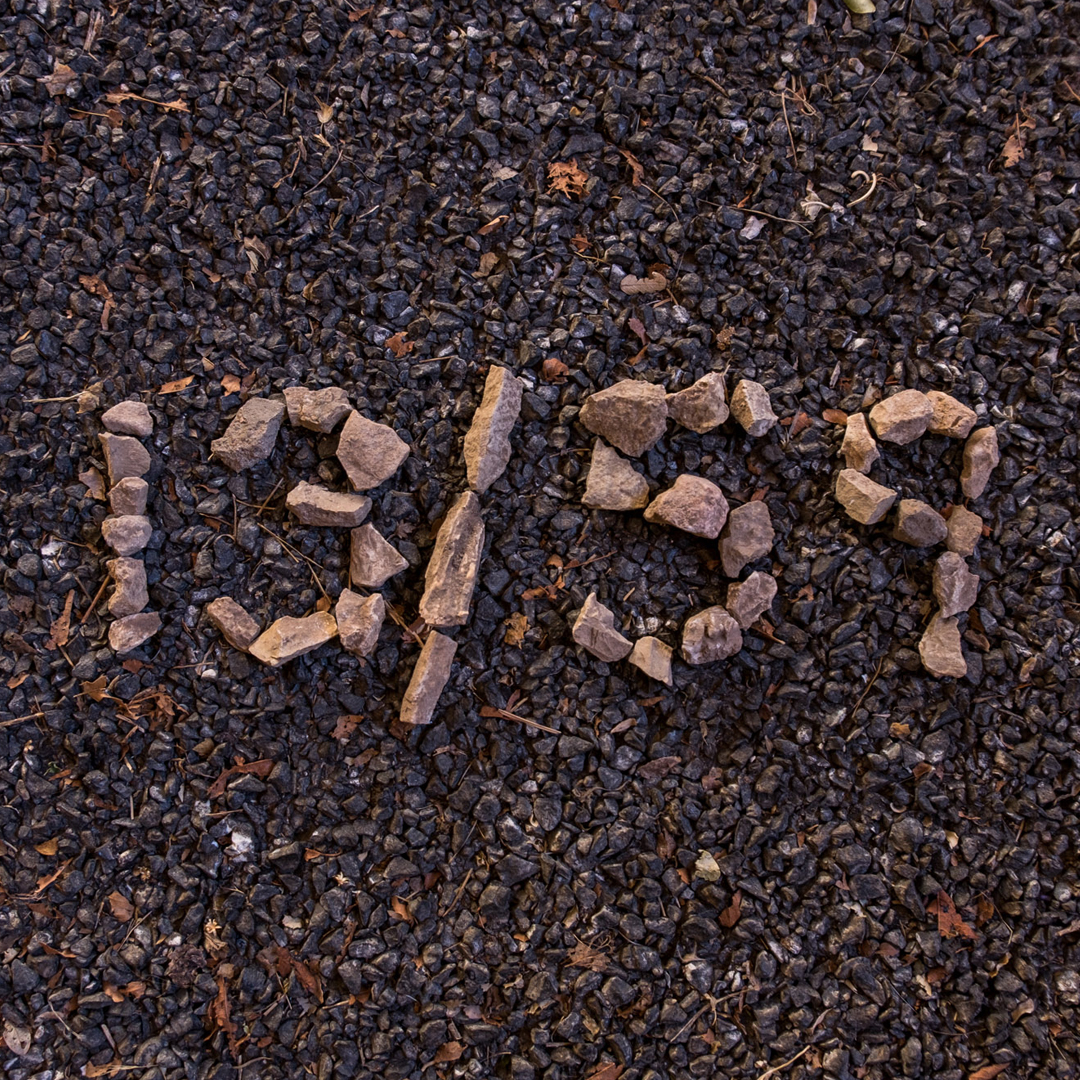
[542,357,569,382]
[158,375,195,394]
[39,62,78,96]
[108,891,134,922]
[34,838,59,856]
[82,1060,121,1077]
[719,889,743,928]
[567,940,610,972]
[315,98,334,124]
[503,612,529,648]
[386,332,414,358]
[890,722,911,737]
[656,831,675,859]
[969,1065,1009,1080]
[7,672,29,689]
[79,467,107,500]
[220,374,241,395]
[547,159,589,199]
[628,317,648,346]
[610,716,635,734]
[332,714,362,741]
[618,148,644,187]
[822,408,848,425]
[105,90,189,113]
[47,591,75,650]
[289,954,323,1002]
[390,895,414,923]
[476,251,500,277]
[586,1062,624,1080]
[432,1041,465,1065]
[931,888,978,940]
[208,975,239,1055]
[571,233,590,252]
[638,756,680,781]
[620,272,667,295]
[789,411,812,437]
[348,6,374,20]
[81,675,109,701]
[478,214,509,235]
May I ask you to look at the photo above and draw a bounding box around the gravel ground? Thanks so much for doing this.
[2,1,1080,1078]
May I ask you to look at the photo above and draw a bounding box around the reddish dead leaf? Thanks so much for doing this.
[610,716,636,734]
[926,966,949,984]
[969,1065,1009,1080]
[504,611,529,647]
[104,982,125,1003]
[432,1041,465,1065]
[7,672,28,690]
[877,941,899,958]
[27,859,73,897]
[787,412,812,437]
[587,1062,624,1080]
[347,6,374,20]
[913,761,933,781]
[931,888,978,939]
[823,408,849,425]
[638,694,664,707]
[477,214,509,235]
[571,233,590,253]
[208,758,274,798]
[332,714,362,742]
[289,955,323,1002]
[386,332,414,358]
[701,766,724,792]
[1002,114,1034,168]
[220,373,241,395]
[750,487,770,502]
[108,891,134,922]
[548,159,590,199]
[208,974,239,1055]
[542,357,569,382]
[47,591,75,650]
[618,148,644,187]
[656,831,675,860]
[39,62,78,96]
[390,895,415,924]
[620,272,666,295]
[628,317,648,346]
[638,756,680,781]
[79,467,107,500]
[81,675,108,701]
[158,375,195,394]
[719,889,743,928]
[34,838,59,856]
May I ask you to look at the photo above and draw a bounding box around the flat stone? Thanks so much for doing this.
[400,631,457,725]
[109,612,161,655]
[629,636,673,685]
[283,386,352,432]
[644,475,729,538]
[286,482,371,527]
[579,380,668,457]
[336,411,410,490]
[946,506,983,556]
[919,613,967,679]
[206,597,261,650]
[682,607,743,664]
[419,492,484,628]
[926,391,977,438]
[101,515,152,556]
[102,400,152,437]
[571,593,633,662]
[835,469,897,525]
[961,426,1000,499]
[868,389,932,445]
[99,433,151,484]
[840,413,880,473]
[718,501,774,577]
[109,477,148,516]
[210,398,285,471]
[725,571,778,629]
[463,365,523,493]
[107,557,148,617]
[350,525,408,588]
[336,590,386,658]
[666,372,728,432]
[893,499,948,547]
[730,380,778,437]
[582,440,649,510]
[248,613,338,667]
[933,552,979,618]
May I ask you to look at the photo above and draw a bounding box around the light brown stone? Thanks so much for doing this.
[283,386,352,432]
[718,500,774,577]
[579,380,668,457]
[286,482,371,527]
[101,515,152,556]
[107,557,148,617]
[730,380,778,437]
[919,613,967,679]
[572,593,633,662]
[644,475,729,539]
[102,400,153,437]
[248,613,338,667]
[109,612,161,654]
[350,525,408,588]
[666,373,728,432]
[336,411,410,490]
[868,389,933,445]
[211,398,285,471]
[463,366,523,493]
[629,636,673,685]
[336,590,386,658]
[400,630,457,725]
[933,552,979,618]
[840,413,880,473]
[926,391,977,438]
[946,506,983,556]
[725,571,778,629]
[961,426,1000,499]
[419,492,485,628]
[582,440,649,510]
[206,597,261,650]
[835,469,897,525]
[682,607,743,664]
[99,433,151,484]
[893,499,948,547]
[109,477,148,516]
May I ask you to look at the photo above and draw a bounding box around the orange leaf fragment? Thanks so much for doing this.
[822,408,848,425]
[386,332,414,358]
[930,888,978,940]
[547,159,589,199]
[158,375,195,394]
[542,357,569,382]
[719,889,743,927]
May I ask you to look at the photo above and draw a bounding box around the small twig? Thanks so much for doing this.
[1063,79,1080,105]
[255,521,330,602]
[79,577,110,625]
[479,705,560,736]
[252,477,284,516]
[0,711,47,728]
[440,868,473,918]
[848,170,878,207]
[276,146,345,225]
[755,1046,810,1080]
[690,70,725,94]
[780,90,798,168]
[846,656,885,724]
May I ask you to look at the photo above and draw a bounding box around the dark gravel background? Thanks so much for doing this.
[2,0,1080,1078]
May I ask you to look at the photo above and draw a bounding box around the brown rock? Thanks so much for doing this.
[730,380,778,437]
[336,411,410,490]
[109,476,148,516]
[718,501,774,577]
[919,613,967,679]
[463,366,523,493]
[419,492,484,627]
[666,372,728,432]
[400,631,458,725]
[682,607,742,664]
[109,612,161,654]
[99,433,151,484]
[893,499,948,547]
[946,506,983,556]
[644,475,729,539]
[211,398,285,471]
[106,557,148,617]
[286,481,371,527]
[350,525,408,588]
[335,590,386,658]
[206,597,261,650]
[629,636,673,685]
[571,593,633,662]
[926,391,977,438]
[835,469,897,525]
[725,571,778,629]
[868,389,933,445]
[840,413,880,473]
[102,400,153,437]
[933,552,979,618]
[283,386,352,432]
[101,515,152,556]
[248,613,338,667]
[579,380,668,457]
[961,426,1000,499]
[582,440,649,510]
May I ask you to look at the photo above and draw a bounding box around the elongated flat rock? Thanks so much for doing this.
[283,386,351,432]
[248,613,337,667]
[350,525,408,588]
[572,593,633,662]
[420,492,484,627]
[463,366,523,493]
[100,433,151,484]
[718,501,774,577]
[211,398,284,471]
[946,506,983,556]
[868,389,932,445]
[725,571,777,629]
[400,631,457,725]
[337,411,409,490]
[107,557,148,617]
[730,380,778,437]
[926,391,977,438]
[666,372,728,432]
[629,636,673,685]
[919,613,967,679]
[835,469,896,525]
[682,607,742,664]
[579,380,668,457]
[102,400,153,437]
[101,515,152,556]
[336,590,385,658]
[840,413,879,473]
[582,440,649,510]
[286,482,371,527]
[109,612,160,654]
[933,552,979,618]
[961,427,1000,499]
[109,477,148,516]
[644,475,729,538]
[206,596,261,650]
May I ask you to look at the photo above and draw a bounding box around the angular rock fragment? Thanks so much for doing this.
[101,515,152,556]
[248,613,338,667]
[400,630,458,725]
[718,501,774,577]
[420,492,485,627]
[107,557,148,617]
[571,593,633,662]
[336,590,386,658]
[682,607,743,664]
[206,596,261,650]
[893,499,948,547]
[109,612,161,654]
[629,636,673,685]
[336,411,410,490]
[840,413,879,473]
[286,481,371,527]
[933,552,979,618]
[868,389,933,445]
[919,613,967,678]
[582,440,649,510]
[109,476,148,516]
[946,506,983,556]
[102,400,153,437]
[283,386,351,433]
[579,380,668,457]
[725,571,778,629]
[961,426,1000,499]
[666,372,728,432]
[835,469,897,525]
[350,525,408,588]
[644,475,729,539]
[926,391,977,438]
[730,380,778,437]
[463,365,523,493]
[211,398,285,471]
[100,433,151,484]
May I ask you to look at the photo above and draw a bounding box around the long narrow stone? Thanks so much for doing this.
[463,366,523,493]
[248,613,337,667]
[400,631,457,725]
[336,590,386,658]
[419,492,484,627]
